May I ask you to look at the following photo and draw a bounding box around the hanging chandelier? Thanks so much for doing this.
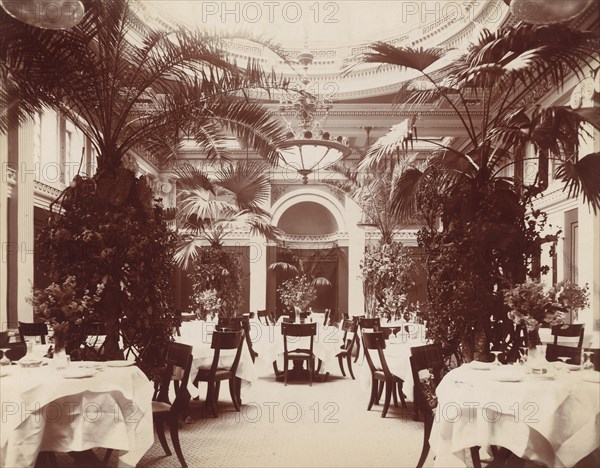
[503,0,593,24]
[1,0,85,29]
[277,48,351,184]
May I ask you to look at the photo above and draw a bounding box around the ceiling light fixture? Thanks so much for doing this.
[277,46,351,184]
[1,0,85,30]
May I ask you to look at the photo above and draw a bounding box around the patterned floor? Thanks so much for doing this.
[50,372,432,467]
[134,374,428,468]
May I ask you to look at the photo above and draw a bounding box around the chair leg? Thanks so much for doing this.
[377,381,384,403]
[392,383,399,407]
[469,446,482,468]
[368,378,378,410]
[315,358,322,376]
[346,354,355,380]
[354,339,360,363]
[236,377,242,406]
[396,380,408,409]
[103,448,113,465]
[284,358,289,386]
[154,416,172,456]
[229,378,241,411]
[205,381,218,418]
[381,381,392,418]
[168,414,187,468]
[309,358,313,387]
[338,354,346,377]
[416,413,434,468]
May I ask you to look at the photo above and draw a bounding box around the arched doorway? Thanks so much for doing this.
[267,198,348,321]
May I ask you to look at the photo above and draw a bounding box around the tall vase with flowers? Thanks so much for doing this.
[504,281,566,352]
[195,289,222,320]
[29,275,104,359]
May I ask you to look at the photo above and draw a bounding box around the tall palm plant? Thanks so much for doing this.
[173,161,282,268]
[360,24,599,216]
[358,23,599,360]
[0,0,288,365]
[327,157,410,245]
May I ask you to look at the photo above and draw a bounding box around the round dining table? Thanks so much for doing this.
[429,363,600,467]
[0,360,154,468]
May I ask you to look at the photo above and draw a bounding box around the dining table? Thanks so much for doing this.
[174,320,257,398]
[0,358,154,468]
[252,317,346,380]
[429,362,600,467]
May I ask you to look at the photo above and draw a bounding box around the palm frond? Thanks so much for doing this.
[555,153,600,214]
[173,236,206,269]
[362,43,445,72]
[216,160,271,210]
[174,164,214,193]
[268,262,299,275]
[390,167,426,219]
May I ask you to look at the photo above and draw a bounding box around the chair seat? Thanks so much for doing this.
[195,368,234,381]
[152,401,172,413]
[286,351,313,359]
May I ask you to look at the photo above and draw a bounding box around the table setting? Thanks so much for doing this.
[429,353,600,467]
[0,352,154,468]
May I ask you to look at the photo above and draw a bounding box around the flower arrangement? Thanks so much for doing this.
[553,281,590,322]
[361,241,414,317]
[504,281,567,333]
[376,287,407,321]
[195,289,222,319]
[29,275,104,352]
[277,275,317,314]
[188,247,241,319]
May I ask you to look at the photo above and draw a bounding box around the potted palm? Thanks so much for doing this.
[357,23,599,361]
[1,0,287,376]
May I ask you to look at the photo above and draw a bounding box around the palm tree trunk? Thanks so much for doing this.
[101,279,123,360]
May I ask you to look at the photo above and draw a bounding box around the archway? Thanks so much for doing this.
[267,192,349,321]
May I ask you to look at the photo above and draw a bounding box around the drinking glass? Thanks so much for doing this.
[491,350,503,366]
[0,348,11,367]
[517,347,528,366]
[582,351,595,371]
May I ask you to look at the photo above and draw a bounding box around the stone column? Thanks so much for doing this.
[248,233,267,312]
[346,197,365,317]
[0,121,8,330]
[14,119,36,323]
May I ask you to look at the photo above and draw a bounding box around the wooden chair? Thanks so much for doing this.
[173,309,182,336]
[546,343,581,365]
[80,322,106,360]
[410,344,481,468]
[336,319,358,379]
[0,330,8,347]
[18,321,48,345]
[193,330,245,417]
[217,317,244,331]
[551,324,584,347]
[362,331,407,418]
[358,317,380,330]
[282,322,317,386]
[105,342,193,468]
[1,342,27,361]
[311,308,330,326]
[257,310,273,326]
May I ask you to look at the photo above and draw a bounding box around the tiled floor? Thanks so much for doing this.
[134,374,428,467]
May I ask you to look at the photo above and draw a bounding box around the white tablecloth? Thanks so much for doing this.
[0,363,154,468]
[252,319,345,377]
[175,321,257,398]
[430,365,600,467]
